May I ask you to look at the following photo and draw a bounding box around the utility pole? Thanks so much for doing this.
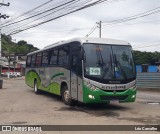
[0,1,10,57]
[96,20,102,38]
[0,1,10,79]
[0,14,9,57]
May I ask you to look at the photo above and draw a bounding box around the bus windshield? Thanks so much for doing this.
[83,43,136,84]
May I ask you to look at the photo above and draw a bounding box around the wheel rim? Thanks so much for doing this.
[64,89,69,102]
[34,82,37,92]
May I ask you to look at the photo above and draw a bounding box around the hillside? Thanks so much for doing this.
[1,34,39,56]
[1,34,160,65]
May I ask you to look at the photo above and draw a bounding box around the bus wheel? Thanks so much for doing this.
[62,86,76,106]
[34,80,41,94]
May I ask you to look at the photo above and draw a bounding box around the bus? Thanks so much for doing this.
[25,37,136,105]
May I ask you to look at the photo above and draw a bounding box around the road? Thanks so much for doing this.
[0,78,159,134]
[137,91,160,103]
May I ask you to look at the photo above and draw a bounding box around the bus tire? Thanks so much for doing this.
[34,80,41,94]
[62,86,76,106]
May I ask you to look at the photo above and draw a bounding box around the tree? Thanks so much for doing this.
[17,40,27,45]
[133,50,160,65]
[2,34,39,55]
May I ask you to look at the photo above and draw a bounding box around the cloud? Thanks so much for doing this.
[1,0,160,52]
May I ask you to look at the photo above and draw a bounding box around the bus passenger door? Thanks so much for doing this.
[70,53,79,100]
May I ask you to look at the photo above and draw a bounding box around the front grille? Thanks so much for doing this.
[100,95,128,101]
[102,90,127,93]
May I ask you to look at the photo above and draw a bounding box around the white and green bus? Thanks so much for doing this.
[25,37,136,105]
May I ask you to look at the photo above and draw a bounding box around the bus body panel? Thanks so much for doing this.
[25,37,136,104]
[25,67,136,103]
[25,67,71,96]
[82,81,136,103]
[25,67,84,102]
[77,76,83,102]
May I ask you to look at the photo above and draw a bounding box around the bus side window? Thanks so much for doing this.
[70,42,82,76]
[71,53,82,77]
[58,46,69,66]
[35,53,42,67]
[31,54,36,67]
[42,51,49,66]
[26,56,31,67]
[49,49,58,65]
[71,54,78,72]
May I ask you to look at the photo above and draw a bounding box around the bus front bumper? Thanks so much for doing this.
[83,84,136,104]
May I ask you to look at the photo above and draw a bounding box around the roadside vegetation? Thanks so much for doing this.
[2,34,160,65]
[133,50,160,65]
[1,34,39,55]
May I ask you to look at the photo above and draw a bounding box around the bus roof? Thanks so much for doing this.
[27,37,130,56]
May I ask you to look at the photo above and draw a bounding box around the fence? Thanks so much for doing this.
[136,73,160,89]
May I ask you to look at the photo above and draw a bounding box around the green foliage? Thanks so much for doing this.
[17,40,27,45]
[1,34,39,55]
[2,34,160,65]
[133,50,160,65]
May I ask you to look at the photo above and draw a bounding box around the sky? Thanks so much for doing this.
[1,0,160,52]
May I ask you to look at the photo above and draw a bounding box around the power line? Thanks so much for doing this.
[5,0,89,34]
[6,0,159,37]
[101,19,160,28]
[133,44,160,49]
[4,0,85,34]
[1,0,104,30]
[102,6,160,25]
[6,0,109,35]
[0,0,55,26]
[85,24,97,37]
[2,0,84,34]
[3,0,127,36]
[4,0,80,34]
[0,0,76,28]
[135,40,160,45]
[85,6,160,37]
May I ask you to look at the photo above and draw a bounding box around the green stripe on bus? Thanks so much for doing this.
[51,72,64,80]
[39,82,60,95]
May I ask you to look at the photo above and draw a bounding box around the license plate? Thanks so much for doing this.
[110,100,119,103]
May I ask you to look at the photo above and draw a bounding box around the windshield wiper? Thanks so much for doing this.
[114,54,127,80]
[101,53,114,79]
[95,45,105,67]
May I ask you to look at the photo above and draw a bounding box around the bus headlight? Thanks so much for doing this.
[88,95,95,99]
[132,95,136,99]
